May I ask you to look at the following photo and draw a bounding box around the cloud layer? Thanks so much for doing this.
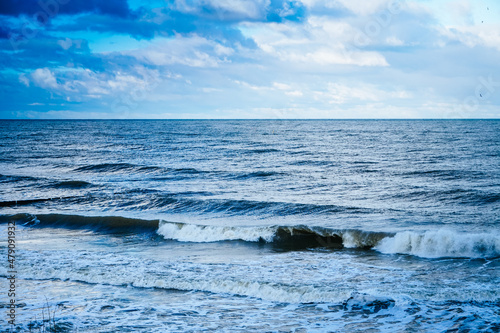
[0,0,499,119]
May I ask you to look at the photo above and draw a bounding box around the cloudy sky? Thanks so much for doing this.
[0,0,499,119]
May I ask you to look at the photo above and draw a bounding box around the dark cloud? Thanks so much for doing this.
[0,0,132,18]
[0,0,305,23]
[51,0,306,41]
[1,0,306,47]
[173,0,306,23]
[53,9,257,47]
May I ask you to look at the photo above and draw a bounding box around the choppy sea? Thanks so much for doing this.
[1,120,499,332]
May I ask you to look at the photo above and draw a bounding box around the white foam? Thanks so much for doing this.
[375,229,500,258]
[12,249,350,304]
[157,220,276,242]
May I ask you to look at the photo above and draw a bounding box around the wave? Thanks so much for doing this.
[49,180,93,189]
[1,214,382,250]
[74,163,135,172]
[401,169,487,180]
[8,248,500,305]
[167,167,205,174]
[73,163,168,174]
[343,293,395,313]
[233,171,283,180]
[0,174,93,190]
[158,222,500,258]
[246,148,281,153]
[375,229,500,258]
[73,163,163,174]
[0,197,75,207]
[4,249,354,303]
[73,163,215,178]
[388,188,500,205]
[0,192,375,216]
[0,213,159,233]
[2,214,499,258]
[157,221,390,250]
[0,174,39,183]
[442,189,500,205]
[143,196,374,216]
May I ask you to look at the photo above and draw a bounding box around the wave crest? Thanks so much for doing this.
[3,214,498,258]
[158,221,500,258]
[157,221,276,243]
[157,221,389,250]
[375,229,500,258]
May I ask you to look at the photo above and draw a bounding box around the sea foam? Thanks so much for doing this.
[375,229,500,258]
[157,220,276,242]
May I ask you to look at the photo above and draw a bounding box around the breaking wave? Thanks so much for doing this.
[2,214,499,258]
[157,220,389,250]
[375,229,500,258]
[155,221,500,258]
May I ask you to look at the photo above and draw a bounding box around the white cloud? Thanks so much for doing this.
[446,0,473,25]
[385,36,405,45]
[58,38,73,50]
[27,67,162,102]
[332,0,396,16]
[300,0,398,16]
[31,68,58,89]
[273,82,303,97]
[21,109,234,119]
[286,48,389,66]
[175,0,268,20]
[408,0,500,51]
[242,16,390,67]
[19,74,30,87]
[213,104,425,119]
[439,24,500,51]
[234,80,303,97]
[286,90,303,97]
[234,80,270,91]
[313,82,412,105]
[130,35,233,67]
[273,82,292,90]
[9,0,500,120]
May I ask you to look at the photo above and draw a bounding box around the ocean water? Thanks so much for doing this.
[0,119,499,332]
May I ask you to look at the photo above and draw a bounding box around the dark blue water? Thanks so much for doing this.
[1,120,499,332]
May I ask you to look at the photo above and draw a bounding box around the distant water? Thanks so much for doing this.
[0,120,499,332]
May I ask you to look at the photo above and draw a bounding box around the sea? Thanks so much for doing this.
[0,119,499,332]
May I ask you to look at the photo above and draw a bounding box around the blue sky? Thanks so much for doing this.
[0,0,499,119]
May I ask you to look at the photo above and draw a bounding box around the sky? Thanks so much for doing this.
[0,0,499,119]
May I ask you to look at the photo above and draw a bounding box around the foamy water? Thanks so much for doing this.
[376,229,500,258]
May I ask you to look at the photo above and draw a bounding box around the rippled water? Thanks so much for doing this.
[0,120,499,332]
